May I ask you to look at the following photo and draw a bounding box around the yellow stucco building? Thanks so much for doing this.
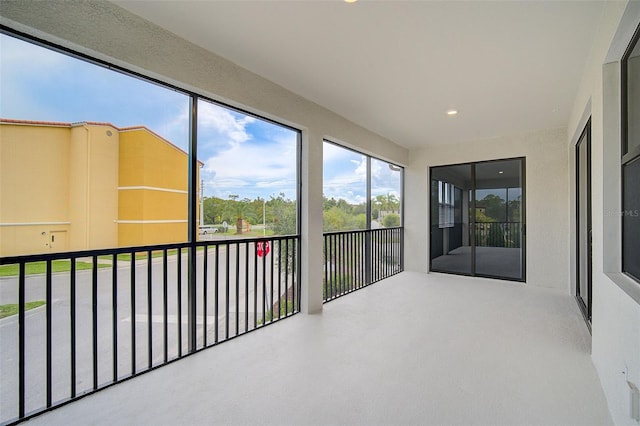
[0,119,199,256]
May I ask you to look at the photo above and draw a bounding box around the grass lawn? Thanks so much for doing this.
[0,260,107,277]
[233,230,275,238]
[0,301,46,319]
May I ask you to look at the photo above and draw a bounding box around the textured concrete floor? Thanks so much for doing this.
[431,246,522,279]
[23,272,611,426]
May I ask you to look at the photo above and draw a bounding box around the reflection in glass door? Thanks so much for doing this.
[430,158,526,281]
[576,120,592,324]
[474,159,524,280]
[430,164,472,275]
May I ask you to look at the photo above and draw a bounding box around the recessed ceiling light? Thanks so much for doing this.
[446,110,458,116]
[345,0,358,3]
[498,171,504,174]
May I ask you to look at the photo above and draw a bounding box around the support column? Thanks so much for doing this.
[403,150,429,273]
[300,130,323,314]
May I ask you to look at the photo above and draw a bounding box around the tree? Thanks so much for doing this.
[268,193,297,236]
[386,193,399,213]
[382,213,400,227]
[477,194,506,222]
[508,196,521,222]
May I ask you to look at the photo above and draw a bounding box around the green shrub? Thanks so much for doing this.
[382,213,400,227]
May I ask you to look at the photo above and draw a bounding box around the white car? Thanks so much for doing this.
[199,226,219,235]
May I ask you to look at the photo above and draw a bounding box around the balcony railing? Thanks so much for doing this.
[0,236,300,425]
[474,222,521,248]
[323,227,403,302]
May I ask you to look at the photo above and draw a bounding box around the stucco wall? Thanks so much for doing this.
[0,124,71,255]
[118,128,190,246]
[404,127,569,290]
[567,2,640,425]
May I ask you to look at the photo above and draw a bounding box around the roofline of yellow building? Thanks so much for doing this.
[0,118,204,166]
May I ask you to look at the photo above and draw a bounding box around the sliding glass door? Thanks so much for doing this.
[430,158,526,281]
[576,121,592,323]
[430,164,472,275]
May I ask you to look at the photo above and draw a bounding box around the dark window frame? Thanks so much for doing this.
[621,23,640,284]
[428,157,527,283]
[575,118,592,326]
[322,139,405,231]
[0,25,303,242]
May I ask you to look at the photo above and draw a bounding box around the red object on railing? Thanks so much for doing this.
[257,241,270,257]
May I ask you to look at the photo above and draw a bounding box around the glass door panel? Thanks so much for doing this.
[576,122,592,322]
[474,159,524,280]
[430,158,525,281]
[430,164,473,275]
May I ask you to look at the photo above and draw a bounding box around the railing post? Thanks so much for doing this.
[187,96,198,353]
[365,157,372,285]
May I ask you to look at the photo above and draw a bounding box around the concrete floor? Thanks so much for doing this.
[23,272,611,426]
[432,246,523,279]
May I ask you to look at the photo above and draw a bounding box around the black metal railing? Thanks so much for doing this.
[474,222,521,248]
[323,227,403,302]
[0,236,300,425]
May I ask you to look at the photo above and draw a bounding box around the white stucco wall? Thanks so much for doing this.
[567,1,640,425]
[404,127,570,290]
[0,1,408,315]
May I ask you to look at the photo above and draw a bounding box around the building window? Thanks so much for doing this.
[438,181,455,229]
[622,24,640,283]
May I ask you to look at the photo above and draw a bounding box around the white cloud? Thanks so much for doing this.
[203,133,297,198]
[198,101,255,147]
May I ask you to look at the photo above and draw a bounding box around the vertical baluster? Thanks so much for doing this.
[46,259,52,407]
[254,242,258,325]
[92,255,98,389]
[177,249,182,357]
[269,239,274,322]
[18,262,25,418]
[277,240,282,319]
[70,259,77,398]
[112,253,118,382]
[323,235,327,301]
[294,238,299,312]
[147,251,152,369]
[333,235,336,295]
[163,250,168,362]
[225,242,230,340]
[203,246,208,347]
[245,242,249,332]
[284,239,289,315]
[235,242,240,335]
[262,240,266,325]
[131,253,136,374]
[214,245,219,343]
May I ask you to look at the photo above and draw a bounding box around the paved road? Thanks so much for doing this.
[0,243,296,423]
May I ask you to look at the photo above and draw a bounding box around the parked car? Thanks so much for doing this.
[199,226,219,235]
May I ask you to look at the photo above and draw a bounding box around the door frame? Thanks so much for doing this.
[575,118,592,328]
[429,157,526,282]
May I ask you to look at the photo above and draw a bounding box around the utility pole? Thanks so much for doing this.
[200,179,204,226]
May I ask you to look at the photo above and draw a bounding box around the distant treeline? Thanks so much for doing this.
[202,193,400,233]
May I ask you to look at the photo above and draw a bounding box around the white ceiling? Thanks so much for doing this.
[115,0,604,149]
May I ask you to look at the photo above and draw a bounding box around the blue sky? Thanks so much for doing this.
[0,33,401,204]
